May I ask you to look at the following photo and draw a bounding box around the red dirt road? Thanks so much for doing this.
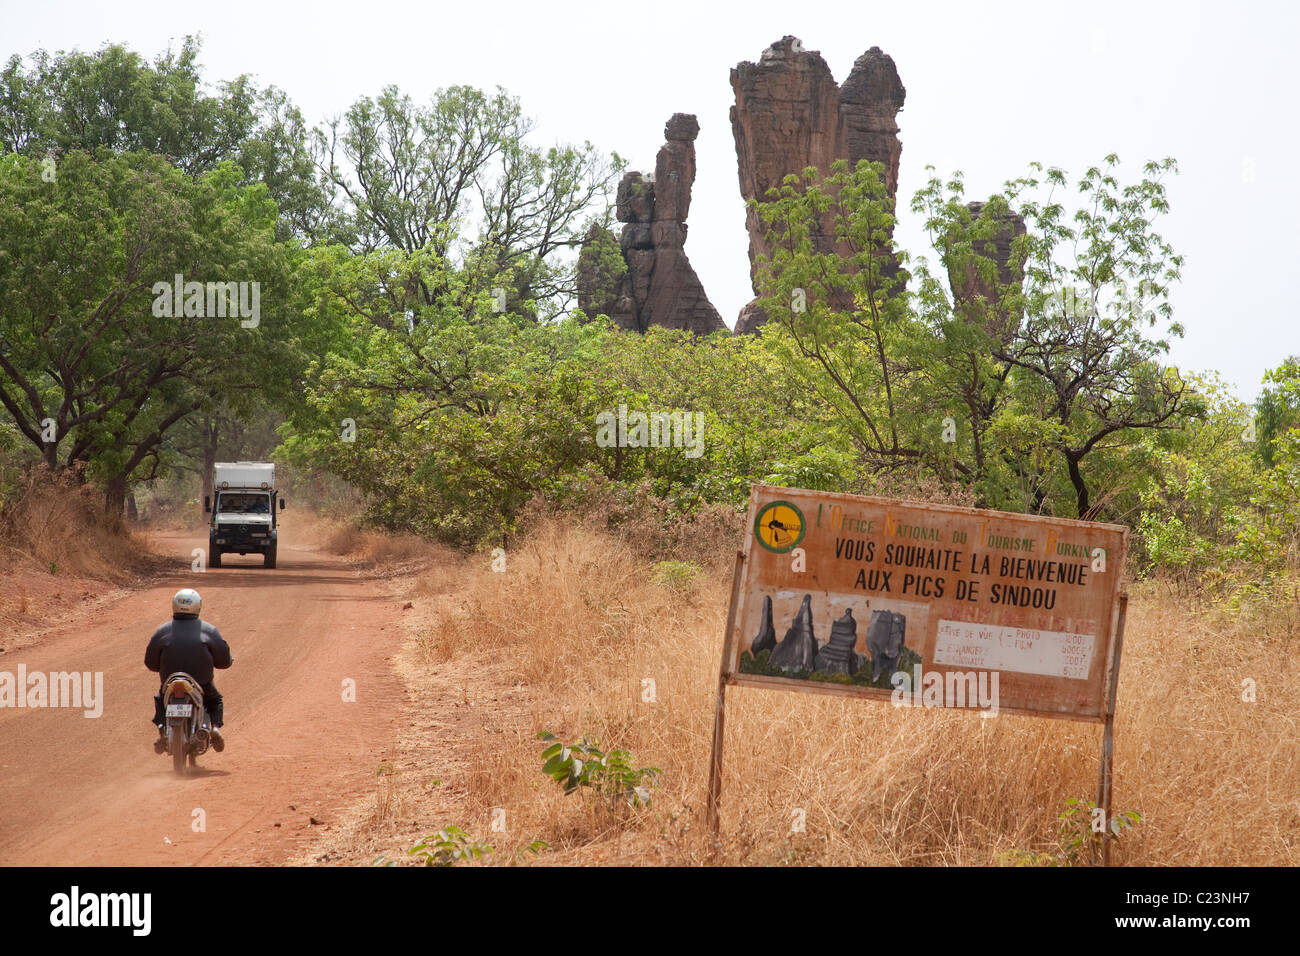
[0,529,409,865]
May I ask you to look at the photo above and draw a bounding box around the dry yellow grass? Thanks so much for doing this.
[356,516,1300,867]
[308,514,457,571]
[0,470,155,653]
[0,468,151,580]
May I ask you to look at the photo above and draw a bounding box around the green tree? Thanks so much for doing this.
[0,151,296,512]
[914,155,1197,518]
[752,155,1197,520]
[751,161,931,485]
[314,84,622,316]
[0,37,338,243]
[1255,356,1300,468]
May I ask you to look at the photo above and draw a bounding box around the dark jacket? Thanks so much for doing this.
[145,616,233,684]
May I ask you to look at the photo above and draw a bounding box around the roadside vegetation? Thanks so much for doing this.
[2,37,1296,866]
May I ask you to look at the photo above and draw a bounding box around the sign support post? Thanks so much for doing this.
[706,550,745,840]
[1095,591,1129,867]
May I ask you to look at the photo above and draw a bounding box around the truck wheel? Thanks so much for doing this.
[210,550,222,568]
[264,546,276,569]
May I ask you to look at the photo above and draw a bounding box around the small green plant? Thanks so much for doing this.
[408,825,494,867]
[512,840,549,865]
[537,732,661,807]
[651,560,700,591]
[1058,797,1142,864]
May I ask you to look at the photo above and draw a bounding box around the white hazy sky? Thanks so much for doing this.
[4,0,1296,400]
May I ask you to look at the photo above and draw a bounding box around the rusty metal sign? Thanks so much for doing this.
[729,484,1128,720]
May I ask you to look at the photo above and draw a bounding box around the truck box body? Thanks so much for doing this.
[214,462,274,490]
[208,461,282,568]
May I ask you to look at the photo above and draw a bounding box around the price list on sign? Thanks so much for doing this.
[933,620,1096,680]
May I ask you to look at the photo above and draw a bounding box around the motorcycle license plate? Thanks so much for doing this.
[166,703,193,717]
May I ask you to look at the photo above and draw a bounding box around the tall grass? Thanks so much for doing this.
[316,516,456,570]
[400,519,1300,866]
[0,467,148,579]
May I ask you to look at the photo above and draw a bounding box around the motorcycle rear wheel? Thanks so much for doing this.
[169,723,186,775]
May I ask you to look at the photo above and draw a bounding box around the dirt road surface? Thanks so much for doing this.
[0,528,409,865]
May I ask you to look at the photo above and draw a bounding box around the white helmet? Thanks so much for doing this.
[172,588,202,616]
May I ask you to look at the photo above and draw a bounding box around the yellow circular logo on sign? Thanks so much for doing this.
[754,500,805,554]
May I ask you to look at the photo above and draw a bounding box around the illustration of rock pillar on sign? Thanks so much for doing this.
[866,609,906,682]
[769,593,819,672]
[814,607,863,675]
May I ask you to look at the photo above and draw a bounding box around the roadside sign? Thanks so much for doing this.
[707,484,1131,860]
[733,485,1127,719]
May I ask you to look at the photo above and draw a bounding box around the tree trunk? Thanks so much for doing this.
[201,418,218,519]
[1066,451,1091,519]
[103,475,128,519]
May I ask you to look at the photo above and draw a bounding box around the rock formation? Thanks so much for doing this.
[814,607,863,676]
[749,594,777,656]
[730,37,907,333]
[577,114,725,334]
[946,200,1028,348]
[769,593,819,672]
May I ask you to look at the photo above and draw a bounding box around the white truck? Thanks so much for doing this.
[204,461,284,568]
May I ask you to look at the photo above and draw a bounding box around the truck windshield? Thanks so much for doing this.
[217,493,270,514]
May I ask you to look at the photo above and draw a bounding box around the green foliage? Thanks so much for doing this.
[512,840,549,864]
[315,83,622,314]
[575,226,627,320]
[380,828,551,868]
[1,37,257,171]
[750,154,1195,520]
[283,258,825,545]
[1058,798,1142,865]
[997,797,1142,866]
[536,731,661,808]
[407,825,494,867]
[0,148,298,510]
[1135,369,1299,596]
[651,560,700,591]
[1256,356,1300,468]
[752,160,919,481]
[739,648,811,680]
[0,37,338,242]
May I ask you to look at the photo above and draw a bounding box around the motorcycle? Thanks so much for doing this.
[160,671,213,774]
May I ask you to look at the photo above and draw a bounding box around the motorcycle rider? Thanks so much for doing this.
[145,588,232,754]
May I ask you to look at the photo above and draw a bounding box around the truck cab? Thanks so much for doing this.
[205,462,283,568]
